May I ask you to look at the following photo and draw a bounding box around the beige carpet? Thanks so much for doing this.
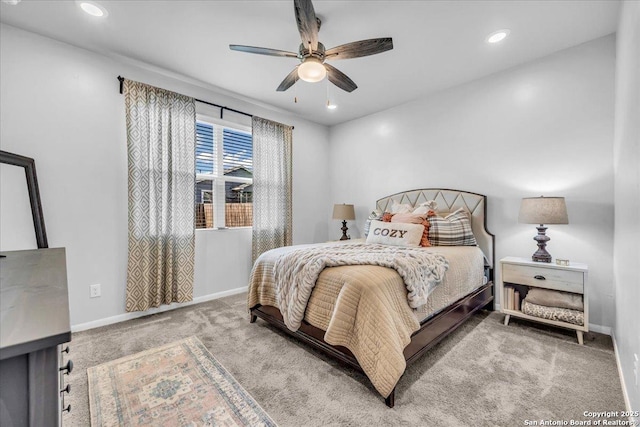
[66,293,626,426]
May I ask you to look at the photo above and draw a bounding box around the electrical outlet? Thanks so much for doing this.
[634,353,639,387]
[90,284,101,298]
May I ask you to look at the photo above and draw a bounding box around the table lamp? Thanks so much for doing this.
[518,196,568,262]
[332,204,355,240]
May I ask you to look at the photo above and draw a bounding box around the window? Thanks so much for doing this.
[195,118,253,229]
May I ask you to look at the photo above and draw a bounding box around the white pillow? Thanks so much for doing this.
[412,200,438,215]
[390,200,413,214]
[365,220,424,247]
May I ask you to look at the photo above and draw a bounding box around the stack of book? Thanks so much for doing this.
[503,285,521,311]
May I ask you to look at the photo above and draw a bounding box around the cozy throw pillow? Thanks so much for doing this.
[428,208,477,246]
[365,220,423,247]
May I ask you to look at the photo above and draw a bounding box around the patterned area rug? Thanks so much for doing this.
[87,336,277,426]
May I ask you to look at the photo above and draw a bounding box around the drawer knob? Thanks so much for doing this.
[60,384,71,394]
[534,275,546,280]
[59,360,73,374]
[61,346,70,354]
[62,404,71,413]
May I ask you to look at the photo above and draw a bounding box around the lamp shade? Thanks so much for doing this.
[332,204,355,220]
[518,197,568,225]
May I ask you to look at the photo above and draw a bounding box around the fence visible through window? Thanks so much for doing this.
[196,203,253,228]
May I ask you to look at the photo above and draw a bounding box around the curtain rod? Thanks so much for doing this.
[117,76,293,128]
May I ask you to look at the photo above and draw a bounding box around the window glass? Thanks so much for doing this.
[195,120,252,229]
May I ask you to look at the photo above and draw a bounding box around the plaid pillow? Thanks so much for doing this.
[428,208,477,246]
[363,210,383,237]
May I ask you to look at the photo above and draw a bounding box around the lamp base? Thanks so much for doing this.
[532,250,552,263]
[340,220,350,240]
[532,224,552,263]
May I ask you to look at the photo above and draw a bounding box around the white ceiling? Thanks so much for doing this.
[0,1,620,126]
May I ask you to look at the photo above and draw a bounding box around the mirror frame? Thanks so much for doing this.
[0,150,48,249]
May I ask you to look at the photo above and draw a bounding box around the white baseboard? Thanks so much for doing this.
[71,286,248,332]
[612,331,637,419]
[588,323,612,335]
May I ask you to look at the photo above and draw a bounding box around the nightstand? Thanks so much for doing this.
[499,257,588,344]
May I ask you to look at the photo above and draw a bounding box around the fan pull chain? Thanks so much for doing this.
[294,75,298,104]
[326,77,329,107]
[326,76,335,109]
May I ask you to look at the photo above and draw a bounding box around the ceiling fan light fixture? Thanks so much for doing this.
[77,1,108,17]
[230,0,392,93]
[298,58,326,83]
[486,29,510,44]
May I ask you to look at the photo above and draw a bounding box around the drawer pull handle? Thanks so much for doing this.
[534,275,546,280]
[60,384,71,394]
[60,360,73,374]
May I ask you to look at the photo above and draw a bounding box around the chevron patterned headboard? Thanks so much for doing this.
[376,188,495,269]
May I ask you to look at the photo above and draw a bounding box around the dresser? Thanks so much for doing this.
[0,248,72,426]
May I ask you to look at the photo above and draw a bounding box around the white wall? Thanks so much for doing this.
[328,36,616,330]
[0,24,330,327]
[613,1,640,412]
[0,163,38,250]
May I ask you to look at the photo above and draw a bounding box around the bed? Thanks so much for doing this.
[247,189,495,407]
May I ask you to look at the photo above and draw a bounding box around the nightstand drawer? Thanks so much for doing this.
[502,264,584,294]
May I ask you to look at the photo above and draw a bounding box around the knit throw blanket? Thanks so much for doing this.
[274,243,449,331]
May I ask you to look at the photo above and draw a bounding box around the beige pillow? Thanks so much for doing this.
[365,220,423,247]
[525,288,584,311]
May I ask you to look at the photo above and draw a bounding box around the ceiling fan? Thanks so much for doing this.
[229,0,393,93]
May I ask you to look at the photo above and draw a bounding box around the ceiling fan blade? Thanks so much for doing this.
[276,67,300,92]
[325,38,393,60]
[229,45,298,58]
[325,63,357,93]
[294,0,319,52]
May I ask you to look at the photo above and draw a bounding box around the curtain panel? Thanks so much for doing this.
[124,80,196,312]
[251,116,293,262]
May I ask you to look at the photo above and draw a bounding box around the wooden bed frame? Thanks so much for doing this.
[250,189,495,408]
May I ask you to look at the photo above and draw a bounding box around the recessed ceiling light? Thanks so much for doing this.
[78,1,108,17]
[486,29,510,44]
[326,103,337,110]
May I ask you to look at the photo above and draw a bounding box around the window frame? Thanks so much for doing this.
[195,114,253,230]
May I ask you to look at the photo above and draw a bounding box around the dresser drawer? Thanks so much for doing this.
[502,263,584,294]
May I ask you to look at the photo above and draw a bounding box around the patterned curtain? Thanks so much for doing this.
[251,116,293,262]
[124,80,196,312]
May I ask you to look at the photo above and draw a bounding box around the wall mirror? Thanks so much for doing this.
[0,151,48,251]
